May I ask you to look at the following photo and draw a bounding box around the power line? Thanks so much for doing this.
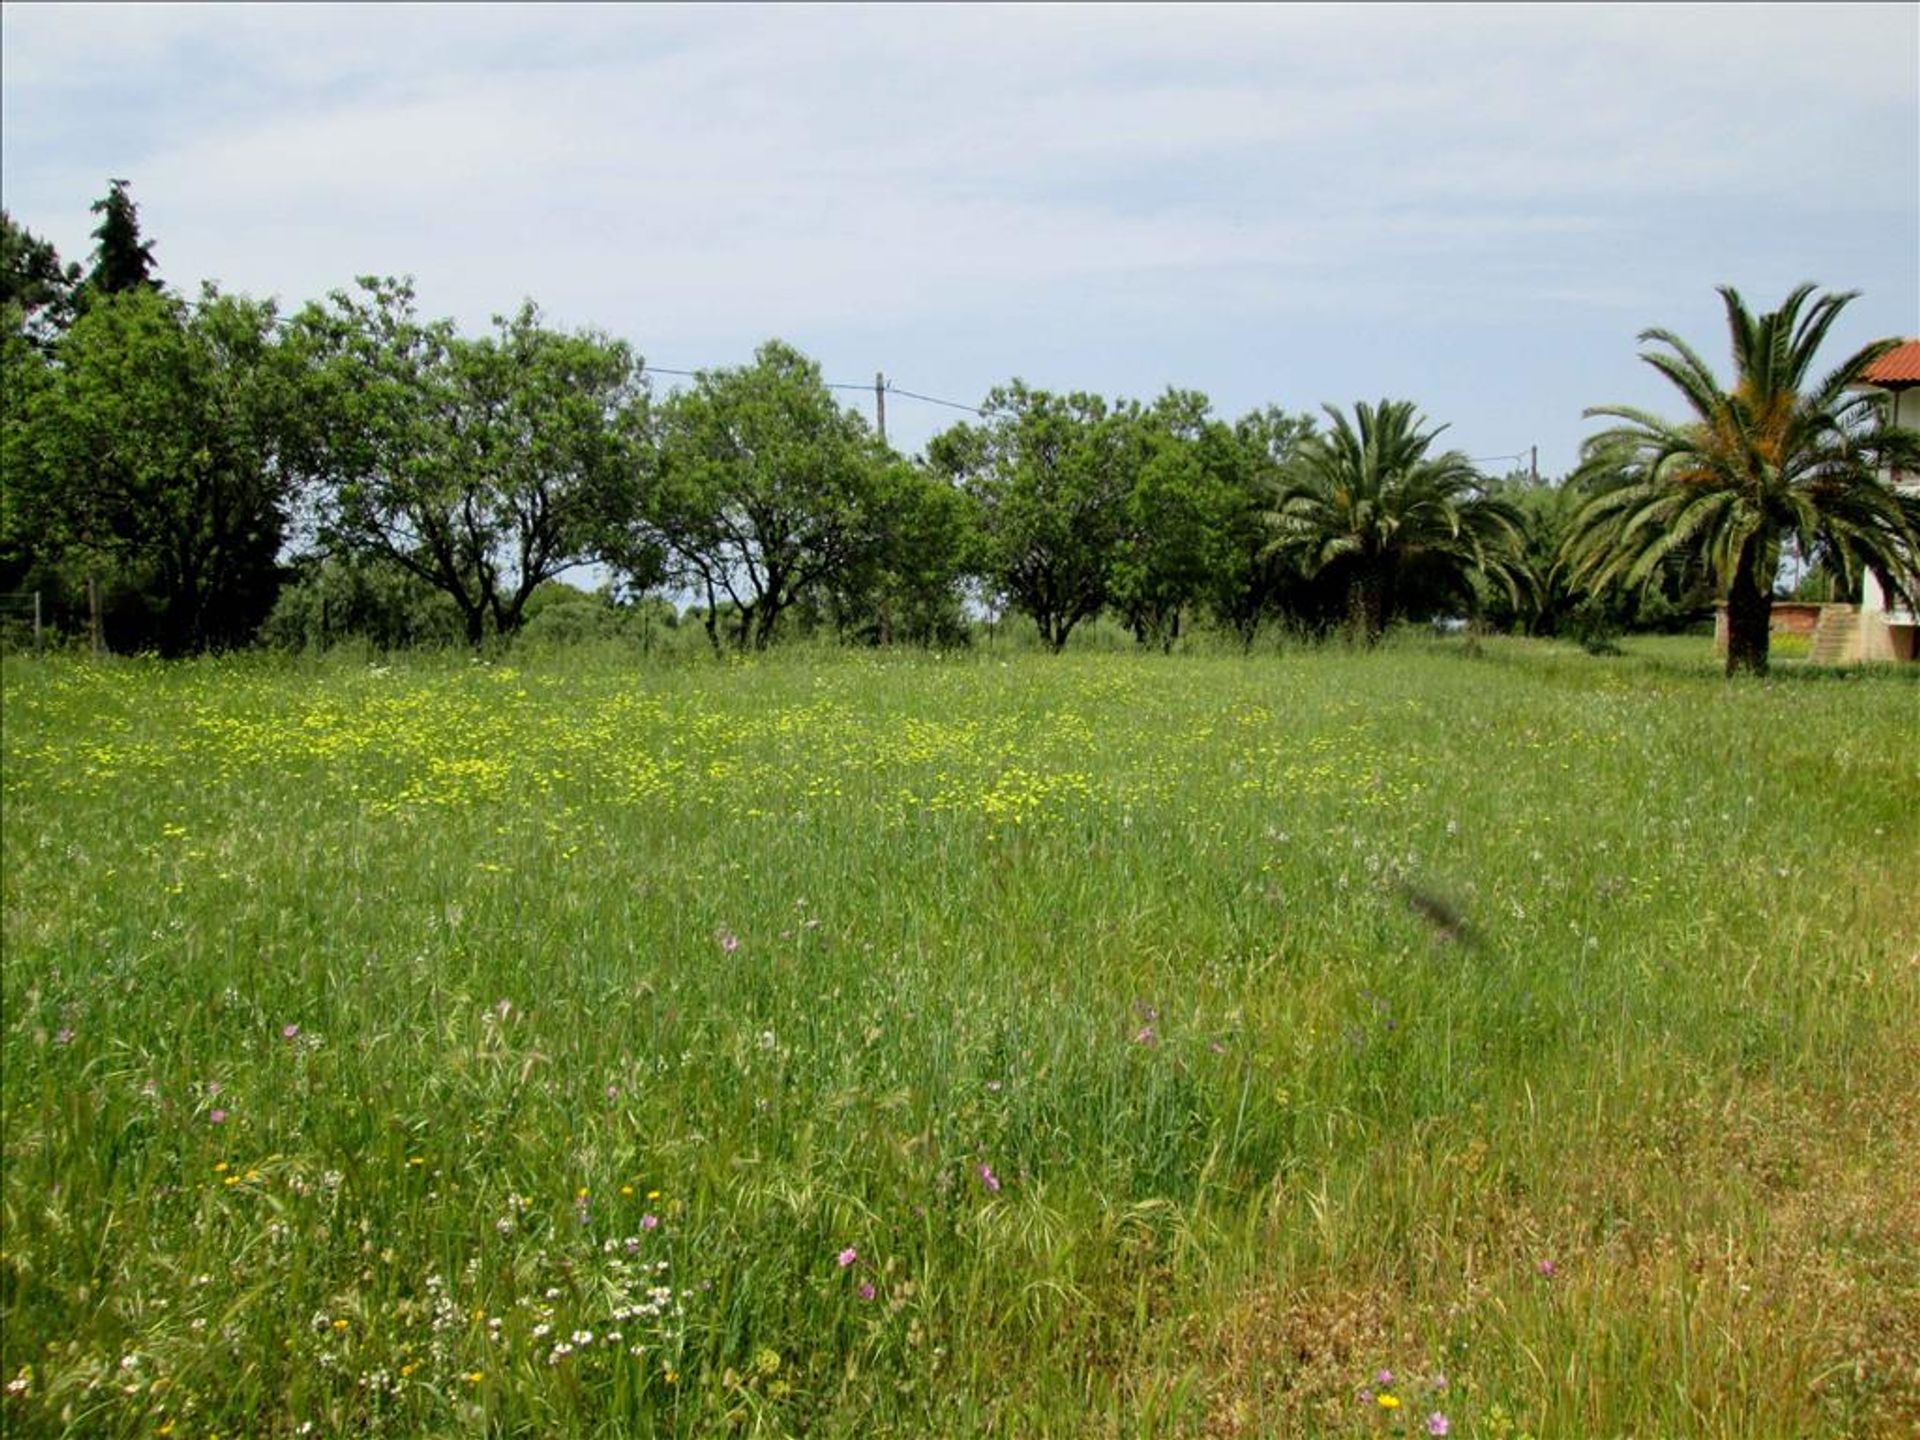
[642,363,986,419]
[883,384,985,416]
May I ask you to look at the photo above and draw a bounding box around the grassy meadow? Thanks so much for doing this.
[2,637,1917,1438]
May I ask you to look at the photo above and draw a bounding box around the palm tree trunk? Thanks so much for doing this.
[1349,573,1386,647]
[1724,537,1772,678]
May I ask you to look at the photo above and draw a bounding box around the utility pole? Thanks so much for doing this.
[875,372,887,444]
[1530,445,1538,485]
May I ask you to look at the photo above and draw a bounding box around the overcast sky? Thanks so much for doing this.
[4,2,1916,474]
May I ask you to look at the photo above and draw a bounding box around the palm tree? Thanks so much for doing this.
[1264,399,1526,644]
[1565,284,1920,677]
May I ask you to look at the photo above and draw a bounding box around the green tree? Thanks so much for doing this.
[260,552,467,650]
[1208,405,1318,645]
[929,382,1133,652]
[1109,389,1241,650]
[8,286,296,653]
[623,340,892,651]
[1,210,81,344]
[1265,399,1527,644]
[1565,284,1920,676]
[85,179,160,297]
[819,456,978,647]
[291,281,643,645]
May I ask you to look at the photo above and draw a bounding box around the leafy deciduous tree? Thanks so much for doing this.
[8,286,296,653]
[291,280,643,645]
[1107,389,1242,650]
[929,382,1134,652]
[623,340,893,651]
[1,210,81,344]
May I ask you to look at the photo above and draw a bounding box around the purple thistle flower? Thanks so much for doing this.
[837,1246,858,1268]
[640,1214,659,1231]
[281,1024,300,1041]
[208,1109,227,1125]
[857,1281,876,1301]
[1426,1413,1451,1436]
[1537,1258,1556,1278]
[1375,1369,1394,1387]
[977,1163,1001,1194]
[1133,1025,1157,1046]
[53,1028,74,1046]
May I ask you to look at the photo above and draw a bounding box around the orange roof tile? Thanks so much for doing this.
[1861,339,1920,388]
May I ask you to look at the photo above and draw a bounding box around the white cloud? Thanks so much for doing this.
[4,1,1913,467]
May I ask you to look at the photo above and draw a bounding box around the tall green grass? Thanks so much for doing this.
[3,637,1916,1437]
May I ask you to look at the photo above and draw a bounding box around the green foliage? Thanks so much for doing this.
[1566,284,1920,677]
[517,581,684,653]
[624,340,902,650]
[1209,406,1318,644]
[5,287,296,653]
[83,178,160,298]
[817,457,978,647]
[290,281,645,645]
[0,210,81,344]
[1106,389,1241,650]
[259,552,467,651]
[930,382,1136,652]
[1266,399,1528,644]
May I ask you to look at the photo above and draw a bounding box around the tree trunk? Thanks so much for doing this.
[462,603,487,648]
[702,577,722,655]
[1348,573,1386,647]
[752,600,782,650]
[88,570,104,656]
[1724,538,1772,678]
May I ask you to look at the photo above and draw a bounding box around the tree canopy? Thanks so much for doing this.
[1565,284,1920,676]
[1264,399,1527,644]
[5,286,297,653]
[289,280,644,645]
[85,179,160,298]
[7,184,1917,667]
[621,340,902,650]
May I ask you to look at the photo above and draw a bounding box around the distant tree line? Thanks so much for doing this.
[5,185,1916,672]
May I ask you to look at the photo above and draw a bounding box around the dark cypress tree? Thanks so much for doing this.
[86,179,159,295]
